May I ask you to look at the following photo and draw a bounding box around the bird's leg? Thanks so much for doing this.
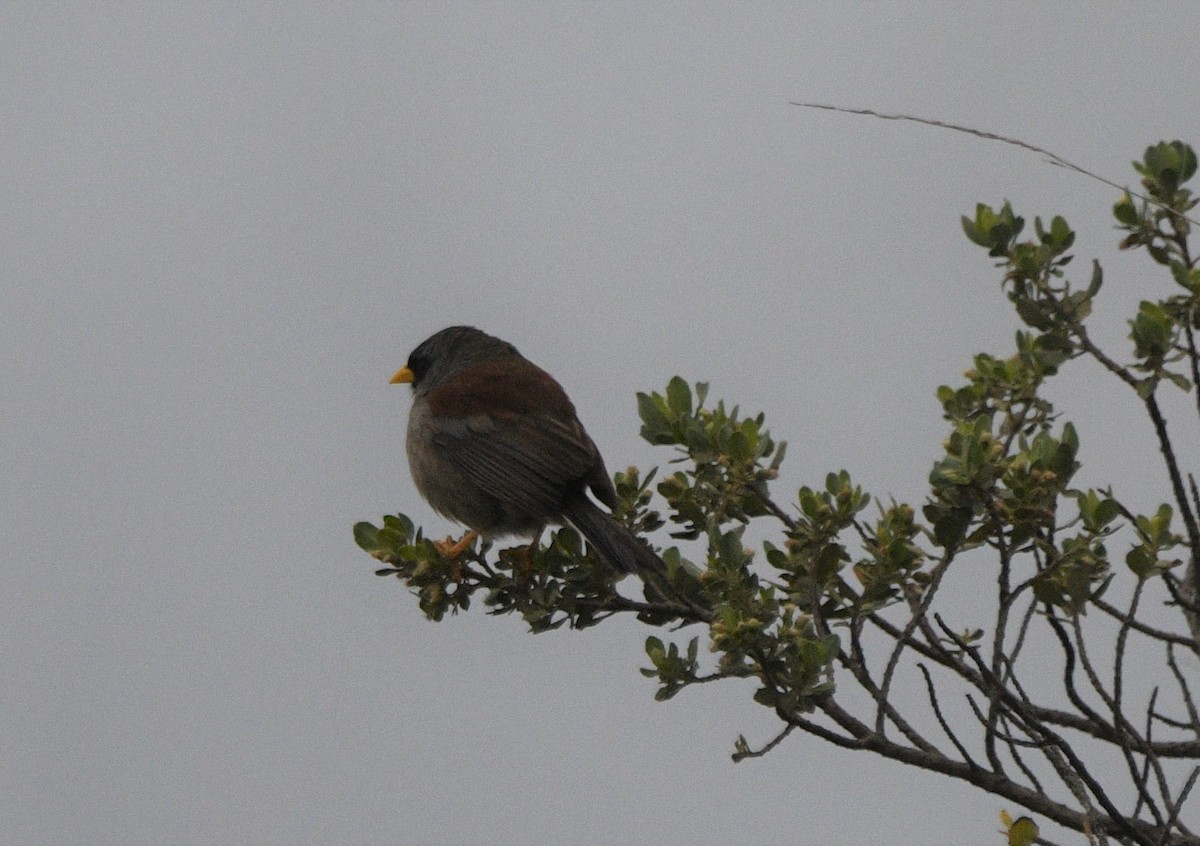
[522,527,543,559]
[434,530,478,560]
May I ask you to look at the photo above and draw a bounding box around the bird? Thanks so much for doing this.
[391,325,664,575]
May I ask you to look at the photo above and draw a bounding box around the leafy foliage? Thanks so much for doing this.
[357,143,1200,846]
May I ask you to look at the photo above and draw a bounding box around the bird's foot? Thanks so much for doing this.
[434,530,479,560]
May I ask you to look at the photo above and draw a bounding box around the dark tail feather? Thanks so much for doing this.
[561,496,664,574]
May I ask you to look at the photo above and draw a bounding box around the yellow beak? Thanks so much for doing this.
[390,365,415,385]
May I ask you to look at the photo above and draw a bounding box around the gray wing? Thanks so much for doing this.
[430,413,601,518]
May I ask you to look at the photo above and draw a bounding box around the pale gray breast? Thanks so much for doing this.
[405,399,543,537]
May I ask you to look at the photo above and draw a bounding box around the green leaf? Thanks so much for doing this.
[932,507,971,550]
[1126,545,1154,578]
[1060,421,1078,453]
[666,376,693,416]
[353,521,380,552]
[961,202,1024,255]
[753,687,779,707]
[1179,141,1199,182]
[654,686,681,702]
[1094,498,1119,527]
[1087,259,1104,296]
[1129,300,1174,360]
[1113,193,1140,226]
[1140,141,1197,194]
[1047,215,1075,250]
[727,430,751,461]
[637,392,673,442]
[645,636,665,663]
[1008,816,1039,846]
[769,439,788,471]
[1165,371,1193,392]
[1013,297,1054,331]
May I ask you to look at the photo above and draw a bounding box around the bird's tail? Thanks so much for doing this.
[561,497,665,575]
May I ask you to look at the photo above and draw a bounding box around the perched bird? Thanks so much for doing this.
[391,325,664,574]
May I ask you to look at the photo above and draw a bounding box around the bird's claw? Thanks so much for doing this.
[434,530,479,560]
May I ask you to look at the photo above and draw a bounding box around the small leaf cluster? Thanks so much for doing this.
[641,635,699,701]
[1125,504,1183,580]
[937,334,1065,427]
[925,416,1010,550]
[355,143,1199,835]
[1115,142,1199,394]
[741,605,841,715]
[1116,141,1197,266]
[354,515,633,631]
[999,810,1039,846]
[639,376,786,540]
[947,144,1199,614]
[1128,297,1194,396]
[636,387,849,711]
[962,202,1099,365]
[354,514,470,621]
[766,472,873,612]
[644,589,839,716]
[851,500,927,612]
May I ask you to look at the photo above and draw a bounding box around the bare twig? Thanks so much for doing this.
[1144,395,1200,593]
[1165,644,1200,734]
[732,723,795,762]
[1093,597,1199,654]
[789,101,1198,227]
[759,492,798,531]
[918,662,977,768]
[876,552,954,735]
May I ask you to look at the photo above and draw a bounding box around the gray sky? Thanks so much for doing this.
[4,4,1199,844]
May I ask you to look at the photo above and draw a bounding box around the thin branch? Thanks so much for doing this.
[876,551,954,735]
[1152,713,1197,731]
[918,662,978,768]
[963,697,1048,752]
[917,607,1200,757]
[1135,689,1161,824]
[1158,768,1200,846]
[1163,574,1200,614]
[1186,328,1200,424]
[1144,394,1200,586]
[572,593,715,625]
[759,492,798,531]
[1165,644,1200,734]
[1033,719,1160,846]
[789,102,1198,227]
[732,723,795,762]
[807,698,1184,846]
[1003,715,1048,795]
[1093,596,1199,654]
[1006,593,1041,669]
[867,610,975,678]
[833,649,942,755]
[1190,474,1200,640]
[993,654,1063,798]
[1108,580,1166,830]
[950,613,1158,845]
[1044,610,1120,741]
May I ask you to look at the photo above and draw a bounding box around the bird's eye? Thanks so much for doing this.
[406,347,432,381]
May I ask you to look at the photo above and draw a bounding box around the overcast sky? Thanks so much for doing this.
[4,4,1199,845]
